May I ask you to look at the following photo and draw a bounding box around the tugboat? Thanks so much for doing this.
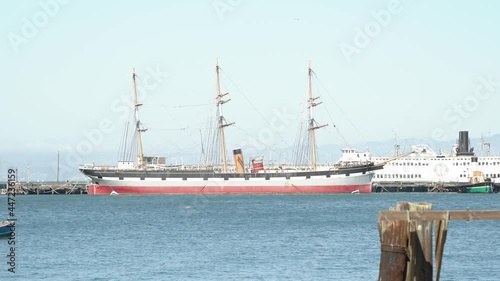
[461,171,494,193]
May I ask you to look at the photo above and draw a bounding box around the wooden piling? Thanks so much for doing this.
[378,201,409,281]
[407,202,433,281]
[434,214,448,281]
[378,202,500,281]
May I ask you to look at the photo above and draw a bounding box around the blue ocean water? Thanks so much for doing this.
[0,193,499,280]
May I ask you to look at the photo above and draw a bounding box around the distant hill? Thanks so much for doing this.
[1,133,499,182]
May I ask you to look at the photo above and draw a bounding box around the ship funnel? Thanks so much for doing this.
[251,158,264,173]
[457,131,474,156]
[233,149,245,174]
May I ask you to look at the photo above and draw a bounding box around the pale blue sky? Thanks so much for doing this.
[1,0,499,180]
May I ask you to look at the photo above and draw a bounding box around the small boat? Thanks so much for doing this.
[462,171,493,193]
[0,220,13,236]
[465,184,493,193]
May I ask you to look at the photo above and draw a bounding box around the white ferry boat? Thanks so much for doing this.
[336,131,500,186]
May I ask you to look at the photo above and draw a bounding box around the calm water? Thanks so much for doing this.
[0,193,499,280]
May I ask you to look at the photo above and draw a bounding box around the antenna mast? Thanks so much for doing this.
[307,61,327,171]
[393,131,400,156]
[216,59,234,173]
[481,133,491,156]
[132,68,147,168]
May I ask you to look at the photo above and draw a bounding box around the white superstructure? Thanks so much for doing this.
[370,132,500,184]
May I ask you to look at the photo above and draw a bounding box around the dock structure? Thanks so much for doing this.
[378,201,500,281]
[373,181,500,193]
[0,182,88,195]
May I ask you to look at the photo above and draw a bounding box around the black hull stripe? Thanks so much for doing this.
[81,164,383,179]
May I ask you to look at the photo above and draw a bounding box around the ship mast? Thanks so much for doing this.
[481,133,491,156]
[216,59,234,172]
[132,68,147,168]
[307,62,328,171]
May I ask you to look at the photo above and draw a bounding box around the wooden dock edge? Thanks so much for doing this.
[377,201,500,281]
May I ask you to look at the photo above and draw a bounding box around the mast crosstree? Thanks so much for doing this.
[132,68,147,168]
[307,62,328,171]
[216,59,235,173]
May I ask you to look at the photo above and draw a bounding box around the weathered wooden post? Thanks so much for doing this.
[378,201,409,281]
[378,203,500,281]
[434,213,448,281]
[406,202,433,281]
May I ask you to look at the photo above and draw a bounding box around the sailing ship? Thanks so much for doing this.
[80,61,383,195]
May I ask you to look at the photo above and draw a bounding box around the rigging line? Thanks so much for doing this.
[159,105,183,126]
[118,121,130,161]
[199,130,207,166]
[295,121,312,165]
[318,100,350,147]
[153,133,188,153]
[218,67,294,151]
[148,126,213,131]
[124,128,133,161]
[207,116,221,165]
[294,123,303,164]
[163,141,205,160]
[230,123,291,160]
[127,132,138,162]
[124,121,132,160]
[146,117,209,127]
[170,102,213,108]
[117,122,125,161]
[232,124,295,164]
[324,126,351,148]
[310,70,367,141]
[204,117,214,164]
[213,132,222,165]
[118,94,135,161]
[221,116,234,126]
[293,122,304,165]
[333,126,350,146]
[205,117,214,161]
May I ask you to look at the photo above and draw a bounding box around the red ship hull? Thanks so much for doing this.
[87,183,372,195]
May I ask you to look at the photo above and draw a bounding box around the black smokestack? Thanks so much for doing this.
[457,131,474,156]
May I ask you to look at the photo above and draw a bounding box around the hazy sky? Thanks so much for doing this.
[1,0,500,181]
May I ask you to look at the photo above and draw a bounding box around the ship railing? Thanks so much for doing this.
[81,163,375,172]
[333,160,374,168]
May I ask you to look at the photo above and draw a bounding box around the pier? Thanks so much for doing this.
[373,181,500,193]
[0,182,88,195]
[378,201,500,280]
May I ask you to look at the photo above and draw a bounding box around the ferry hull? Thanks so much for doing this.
[87,183,372,195]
